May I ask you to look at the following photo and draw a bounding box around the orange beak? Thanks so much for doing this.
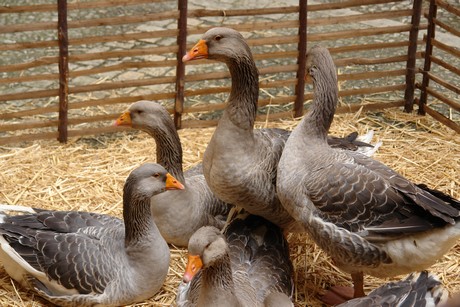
[304,73,312,83]
[182,39,208,62]
[165,173,185,190]
[114,111,132,126]
[183,254,203,283]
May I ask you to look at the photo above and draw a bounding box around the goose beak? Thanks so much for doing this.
[183,254,203,283]
[182,39,208,62]
[114,111,132,126]
[165,173,185,190]
[304,73,312,83]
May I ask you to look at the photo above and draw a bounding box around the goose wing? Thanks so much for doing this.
[306,150,460,239]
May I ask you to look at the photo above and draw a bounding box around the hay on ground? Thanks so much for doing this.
[0,107,459,307]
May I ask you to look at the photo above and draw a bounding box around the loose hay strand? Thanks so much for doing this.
[0,107,459,307]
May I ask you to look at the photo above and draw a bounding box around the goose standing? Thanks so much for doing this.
[276,45,460,304]
[0,163,184,306]
[115,100,232,247]
[177,213,294,307]
[182,27,378,231]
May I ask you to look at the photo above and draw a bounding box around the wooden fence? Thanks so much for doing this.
[0,0,459,146]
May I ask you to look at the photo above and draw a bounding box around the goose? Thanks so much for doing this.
[176,213,294,307]
[0,163,184,306]
[115,100,232,247]
[276,45,460,304]
[337,271,448,307]
[182,27,379,231]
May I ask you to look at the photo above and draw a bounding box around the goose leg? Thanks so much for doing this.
[320,272,365,305]
[351,271,365,298]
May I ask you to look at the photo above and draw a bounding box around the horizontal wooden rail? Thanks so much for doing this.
[435,0,460,17]
[308,9,413,27]
[1,10,179,34]
[430,38,460,58]
[424,105,460,133]
[429,55,460,76]
[425,72,460,95]
[307,0,400,12]
[423,87,460,113]
[432,18,460,37]
[0,0,164,14]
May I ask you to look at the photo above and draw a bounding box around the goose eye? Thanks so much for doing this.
[214,35,222,41]
[152,173,160,178]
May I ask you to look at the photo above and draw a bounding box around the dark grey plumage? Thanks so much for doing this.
[337,271,448,307]
[115,100,232,246]
[0,163,182,306]
[177,213,294,307]
[183,27,378,232]
[276,45,460,302]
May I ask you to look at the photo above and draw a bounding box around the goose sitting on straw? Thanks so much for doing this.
[0,163,184,306]
[176,212,294,307]
[276,45,460,305]
[115,100,232,247]
[182,27,380,232]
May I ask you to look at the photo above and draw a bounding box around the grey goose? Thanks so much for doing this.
[177,213,294,307]
[182,27,380,231]
[0,163,184,306]
[115,100,232,247]
[276,45,460,304]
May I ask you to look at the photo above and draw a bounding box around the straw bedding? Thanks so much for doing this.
[0,106,458,306]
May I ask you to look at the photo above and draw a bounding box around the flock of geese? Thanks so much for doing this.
[0,27,459,307]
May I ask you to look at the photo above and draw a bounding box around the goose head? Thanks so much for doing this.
[182,27,253,64]
[125,163,185,199]
[183,226,228,282]
[305,45,337,85]
[114,100,171,133]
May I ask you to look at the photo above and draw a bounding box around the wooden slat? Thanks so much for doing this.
[430,38,460,58]
[0,91,176,120]
[307,0,399,12]
[0,40,58,52]
[0,112,121,132]
[426,72,460,95]
[424,87,460,113]
[329,40,412,54]
[0,29,179,52]
[435,0,460,17]
[335,54,420,66]
[185,64,298,83]
[187,21,299,38]
[0,89,59,102]
[433,18,460,37]
[0,57,58,73]
[187,7,299,18]
[1,10,179,34]
[430,55,460,76]
[424,105,460,133]
[259,99,406,120]
[0,59,177,84]
[0,132,58,146]
[0,45,177,73]
[338,69,406,81]
[308,9,413,27]
[338,84,406,97]
[0,0,164,14]
[309,24,418,41]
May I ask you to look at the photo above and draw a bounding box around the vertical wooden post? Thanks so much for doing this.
[418,0,437,116]
[57,0,69,143]
[403,0,422,113]
[174,0,188,129]
[294,0,307,118]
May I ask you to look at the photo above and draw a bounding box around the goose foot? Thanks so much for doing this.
[320,272,365,305]
[320,286,354,306]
